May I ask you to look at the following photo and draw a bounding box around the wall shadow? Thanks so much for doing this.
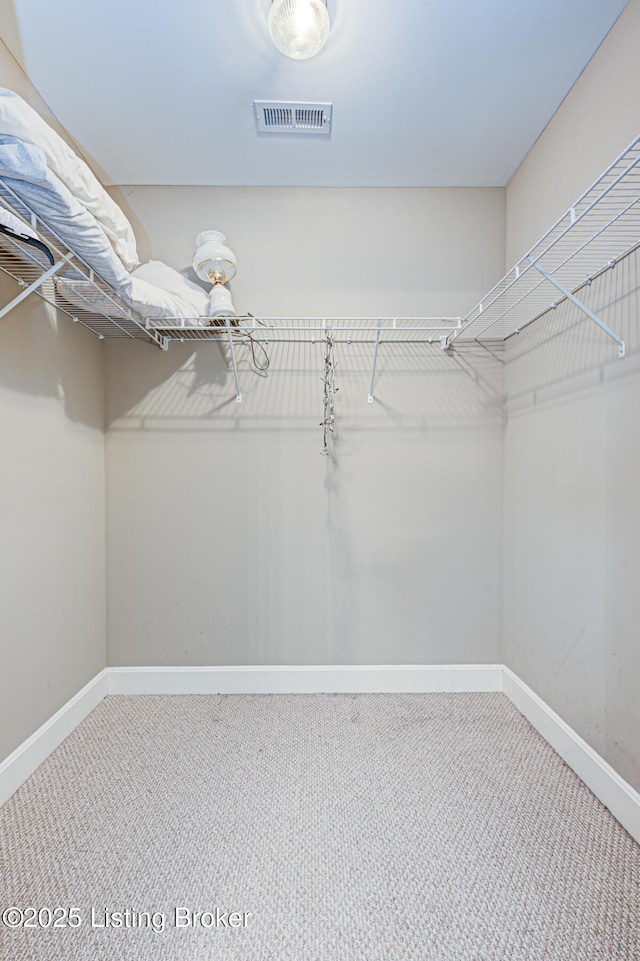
[505,251,640,415]
[106,337,505,439]
[0,274,105,431]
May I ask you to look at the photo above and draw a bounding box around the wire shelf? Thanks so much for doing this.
[146,316,462,344]
[0,180,460,350]
[456,134,640,347]
[2,131,639,358]
[0,181,166,348]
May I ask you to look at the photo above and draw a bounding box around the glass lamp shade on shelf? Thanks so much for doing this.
[268,0,330,60]
[192,230,238,286]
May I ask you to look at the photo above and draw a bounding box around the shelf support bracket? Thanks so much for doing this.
[528,257,626,358]
[0,255,71,320]
[368,319,382,402]
[224,316,242,402]
[440,318,463,351]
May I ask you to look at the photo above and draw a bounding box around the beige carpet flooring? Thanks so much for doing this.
[1,692,639,960]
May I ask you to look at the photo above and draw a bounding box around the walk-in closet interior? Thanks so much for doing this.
[0,1,639,958]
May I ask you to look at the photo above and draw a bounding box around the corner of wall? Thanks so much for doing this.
[505,0,640,265]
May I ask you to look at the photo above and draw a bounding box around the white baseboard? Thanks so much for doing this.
[107,664,503,695]
[0,669,108,808]
[502,666,640,845]
[2,663,639,848]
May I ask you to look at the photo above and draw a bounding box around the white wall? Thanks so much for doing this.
[506,0,640,266]
[0,43,106,764]
[503,0,640,791]
[106,186,506,667]
[0,282,106,762]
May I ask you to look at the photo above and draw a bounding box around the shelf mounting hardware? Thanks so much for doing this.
[439,318,462,351]
[527,257,626,358]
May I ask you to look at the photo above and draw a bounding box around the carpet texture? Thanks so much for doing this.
[0,692,638,960]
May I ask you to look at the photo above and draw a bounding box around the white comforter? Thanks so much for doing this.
[0,87,139,270]
[0,135,131,290]
[0,133,209,324]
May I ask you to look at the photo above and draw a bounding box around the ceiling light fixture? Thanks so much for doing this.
[268,0,330,60]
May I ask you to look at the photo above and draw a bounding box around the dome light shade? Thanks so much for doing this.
[268,0,330,60]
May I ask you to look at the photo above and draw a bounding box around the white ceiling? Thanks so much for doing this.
[1,0,628,187]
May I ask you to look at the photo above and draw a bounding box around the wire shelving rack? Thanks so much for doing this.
[1,131,640,418]
[145,316,461,345]
[450,134,640,357]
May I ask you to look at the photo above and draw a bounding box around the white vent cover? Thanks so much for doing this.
[254,101,332,135]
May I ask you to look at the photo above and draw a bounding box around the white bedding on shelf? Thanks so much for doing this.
[0,112,210,328]
[56,273,208,325]
[0,88,139,270]
[57,271,209,325]
[130,260,209,321]
[0,179,208,322]
[0,205,38,239]
[55,277,131,318]
[0,136,132,290]
[50,256,211,322]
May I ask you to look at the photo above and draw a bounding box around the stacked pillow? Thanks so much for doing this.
[128,261,209,322]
